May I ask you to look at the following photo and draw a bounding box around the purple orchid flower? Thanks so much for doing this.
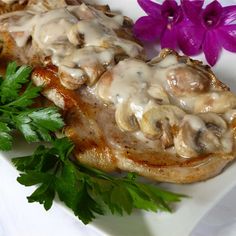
[133,0,183,49]
[179,0,236,66]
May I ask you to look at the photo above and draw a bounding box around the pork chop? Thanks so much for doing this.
[0,1,235,183]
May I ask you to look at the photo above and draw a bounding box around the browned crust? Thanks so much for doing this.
[116,153,231,183]
[0,1,27,14]
[72,144,231,183]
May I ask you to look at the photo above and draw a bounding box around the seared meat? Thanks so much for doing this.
[31,51,236,184]
[0,0,27,15]
[0,2,235,183]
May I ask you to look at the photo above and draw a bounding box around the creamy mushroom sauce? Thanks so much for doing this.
[96,53,236,158]
[0,3,142,86]
[97,55,196,118]
[1,3,235,159]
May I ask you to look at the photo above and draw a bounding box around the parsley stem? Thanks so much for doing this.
[0,107,19,115]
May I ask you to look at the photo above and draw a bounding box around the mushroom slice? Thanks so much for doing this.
[175,113,233,158]
[197,113,232,154]
[194,91,236,113]
[198,113,227,137]
[160,122,173,148]
[223,109,236,123]
[199,113,234,155]
[59,65,87,90]
[161,105,186,122]
[67,24,84,46]
[140,106,165,139]
[140,105,185,145]
[167,65,211,96]
[58,47,115,88]
[147,84,170,104]
[174,115,204,158]
[96,70,113,102]
[115,101,139,132]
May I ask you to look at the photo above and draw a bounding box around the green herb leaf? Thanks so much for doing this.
[5,82,42,108]
[0,62,64,147]
[12,137,186,224]
[0,62,32,103]
[14,107,64,142]
[22,173,56,210]
[0,122,12,150]
[28,107,64,132]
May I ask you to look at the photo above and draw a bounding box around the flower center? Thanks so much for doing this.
[204,15,219,28]
[167,9,175,22]
[162,8,178,23]
[207,19,213,25]
[161,1,183,30]
[202,3,222,29]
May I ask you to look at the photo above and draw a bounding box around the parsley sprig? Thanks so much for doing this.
[0,62,64,150]
[0,61,186,225]
[12,138,185,224]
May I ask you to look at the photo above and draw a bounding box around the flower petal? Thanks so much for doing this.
[161,0,183,24]
[161,0,179,16]
[161,27,177,50]
[133,16,163,42]
[177,20,205,56]
[137,0,161,16]
[218,24,236,52]
[202,1,223,28]
[181,0,204,23]
[221,6,236,25]
[203,30,221,66]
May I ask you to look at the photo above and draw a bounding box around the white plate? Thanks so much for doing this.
[1,1,236,236]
